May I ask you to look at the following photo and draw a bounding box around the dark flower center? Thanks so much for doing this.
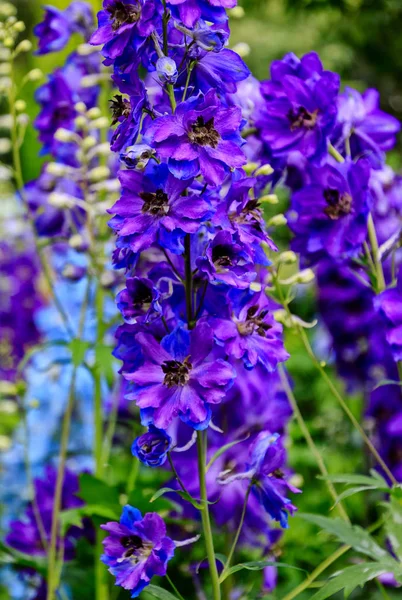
[162,357,192,387]
[237,306,271,337]
[188,116,220,148]
[141,437,169,453]
[140,189,170,216]
[108,1,141,31]
[110,95,131,125]
[323,188,352,220]
[54,103,72,122]
[133,287,153,310]
[120,534,144,559]
[212,245,235,268]
[236,199,264,232]
[287,106,318,131]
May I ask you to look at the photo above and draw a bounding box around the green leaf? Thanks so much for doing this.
[150,487,203,510]
[310,562,401,600]
[319,473,389,489]
[60,505,120,535]
[94,343,117,387]
[299,514,389,561]
[69,338,91,367]
[143,584,179,600]
[206,434,250,472]
[219,560,305,583]
[386,497,402,561]
[332,485,381,507]
[78,473,121,508]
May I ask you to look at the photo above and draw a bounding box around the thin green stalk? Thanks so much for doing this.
[297,326,397,486]
[166,574,186,600]
[220,484,252,580]
[168,453,193,497]
[367,212,386,293]
[46,279,92,600]
[182,61,195,102]
[278,365,350,523]
[127,458,140,496]
[197,431,221,600]
[328,142,344,164]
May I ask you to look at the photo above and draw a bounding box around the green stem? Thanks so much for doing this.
[367,213,386,293]
[328,142,344,164]
[167,84,176,112]
[297,326,397,486]
[197,431,221,600]
[220,485,252,580]
[127,458,140,496]
[182,61,195,102]
[278,365,350,523]
[166,574,186,600]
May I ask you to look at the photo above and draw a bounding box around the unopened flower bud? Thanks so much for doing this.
[255,164,274,177]
[69,234,88,252]
[88,165,110,183]
[15,39,32,54]
[12,20,25,33]
[228,6,245,18]
[232,42,250,58]
[15,99,26,112]
[86,107,101,120]
[74,102,87,114]
[54,128,78,143]
[62,264,87,281]
[100,270,117,289]
[278,251,297,265]
[295,269,315,284]
[156,56,178,84]
[243,162,258,175]
[77,42,99,56]
[90,116,109,129]
[268,214,287,227]
[260,194,278,204]
[26,68,43,81]
[0,138,11,154]
[3,37,14,48]
[48,192,74,209]
[74,115,87,129]
[46,162,69,177]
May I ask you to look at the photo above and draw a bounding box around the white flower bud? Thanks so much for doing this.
[86,107,101,120]
[0,138,11,154]
[48,192,75,209]
[0,3,16,17]
[295,269,315,284]
[0,62,11,75]
[243,161,258,175]
[231,42,250,58]
[12,20,25,33]
[17,113,29,127]
[74,102,87,114]
[268,214,287,227]
[77,43,100,56]
[259,194,278,204]
[82,135,97,151]
[278,251,297,265]
[228,6,245,18]
[255,164,274,176]
[81,74,100,88]
[26,68,43,81]
[74,115,87,129]
[15,99,26,112]
[90,116,109,129]
[15,39,32,54]
[54,128,78,143]
[46,162,69,177]
[88,165,110,183]
[3,37,14,48]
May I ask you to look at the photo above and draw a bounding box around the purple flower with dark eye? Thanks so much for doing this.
[167,0,236,27]
[146,90,246,185]
[108,163,211,253]
[257,52,339,161]
[116,276,161,323]
[34,2,94,55]
[132,425,172,467]
[211,291,289,370]
[287,158,370,265]
[197,230,255,289]
[186,47,250,95]
[124,321,236,429]
[90,0,160,60]
[375,267,402,361]
[101,505,175,598]
[109,80,147,152]
[220,432,301,528]
[333,87,401,168]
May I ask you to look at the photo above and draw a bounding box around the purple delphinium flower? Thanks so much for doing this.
[6,467,84,559]
[221,432,301,528]
[333,87,400,168]
[257,52,340,161]
[197,231,255,289]
[90,0,160,60]
[124,321,236,429]
[167,0,236,27]
[288,158,370,265]
[132,425,172,467]
[108,163,211,253]
[109,80,148,152]
[116,276,161,324]
[0,241,42,381]
[34,2,94,55]
[146,90,246,185]
[101,505,175,598]
[375,268,402,361]
[211,291,289,370]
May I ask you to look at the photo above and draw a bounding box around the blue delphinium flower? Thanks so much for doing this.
[132,425,172,467]
[101,505,175,598]
[108,162,211,253]
[287,158,370,265]
[333,87,401,168]
[34,2,94,55]
[109,79,148,152]
[125,321,236,429]
[116,276,161,324]
[257,52,340,161]
[146,90,246,185]
[375,267,402,361]
[167,0,236,27]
